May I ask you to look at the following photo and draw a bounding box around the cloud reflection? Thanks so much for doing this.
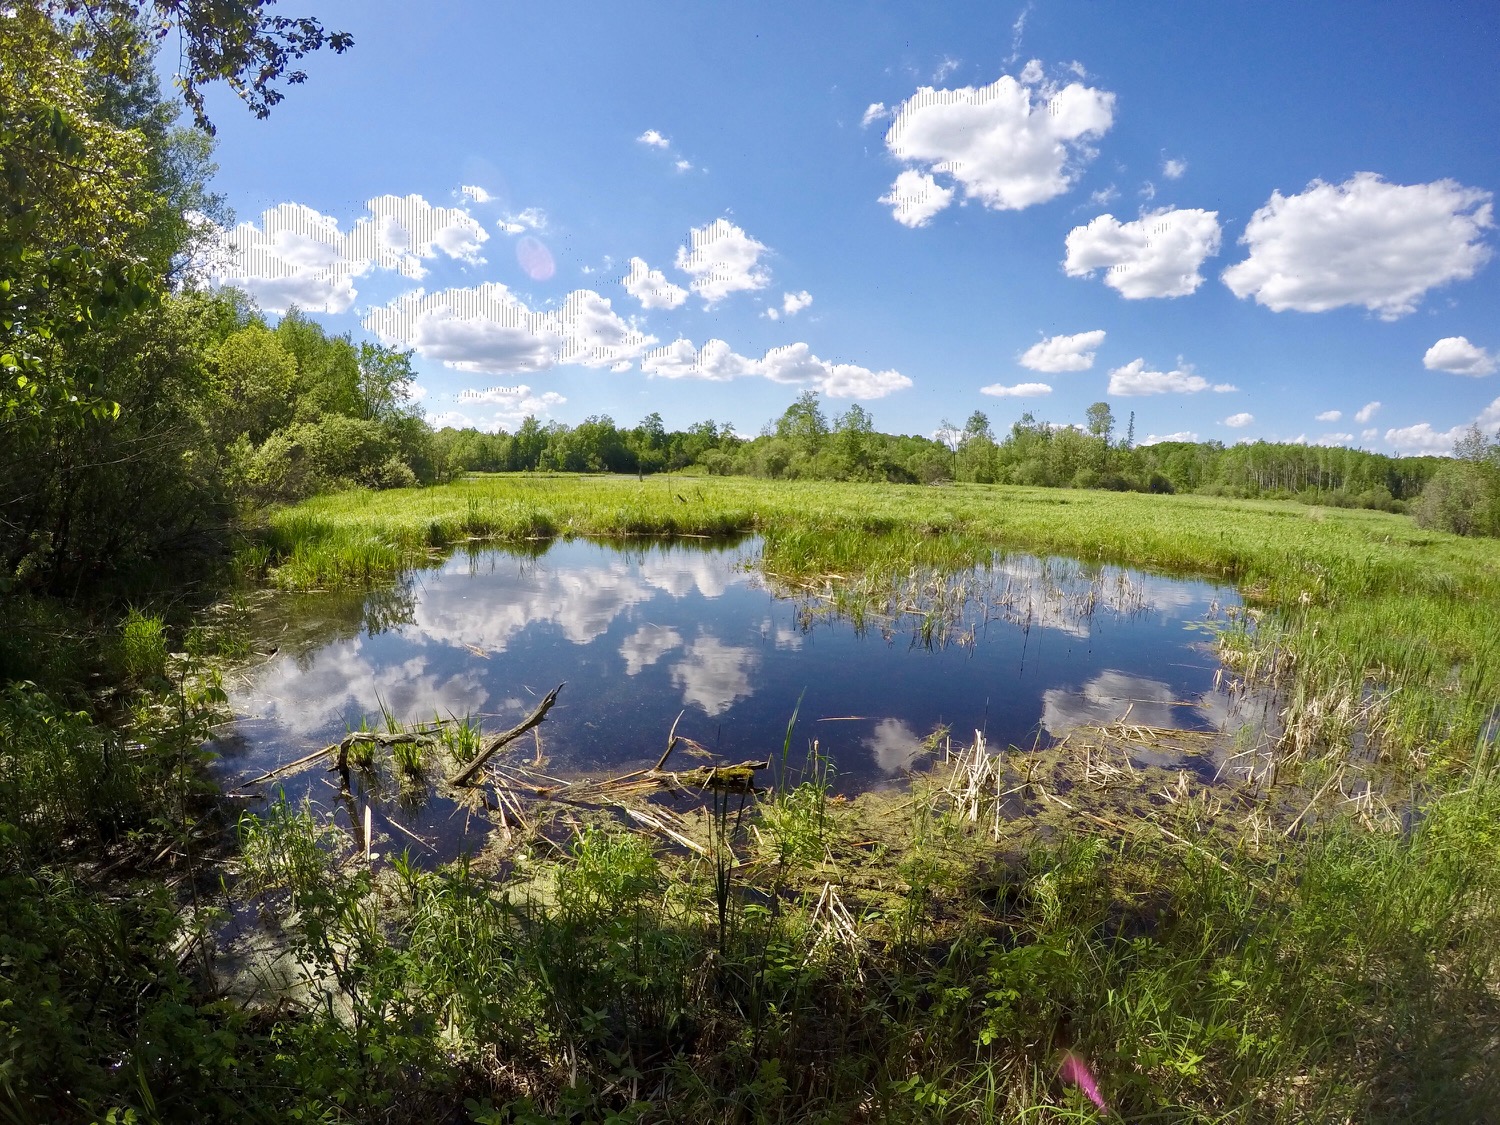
[639,553,744,599]
[863,717,926,774]
[1041,669,1184,736]
[620,624,683,675]
[410,561,655,652]
[670,635,760,716]
[244,640,491,740]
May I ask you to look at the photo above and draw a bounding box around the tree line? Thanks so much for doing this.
[434,392,1462,517]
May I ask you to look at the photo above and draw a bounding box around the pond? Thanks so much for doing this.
[212,537,1268,857]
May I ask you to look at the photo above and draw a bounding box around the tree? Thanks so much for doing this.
[833,403,875,476]
[1414,424,1500,538]
[210,323,297,445]
[2,3,352,429]
[53,0,354,134]
[934,418,962,451]
[356,341,417,423]
[963,411,993,443]
[775,391,828,452]
[1085,401,1115,442]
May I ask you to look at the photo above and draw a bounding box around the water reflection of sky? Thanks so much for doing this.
[217,538,1246,795]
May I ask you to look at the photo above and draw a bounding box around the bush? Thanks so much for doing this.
[1413,461,1500,537]
[235,416,420,504]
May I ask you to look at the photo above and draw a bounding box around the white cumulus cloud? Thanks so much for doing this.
[1140,431,1198,445]
[1162,158,1187,180]
[1107,358,1215,396]
[781,290,813,316]
[879,67,1115,222]
[879,170,955,228]
[1315,409,1343,422]
[1424,336,1495,377]
[621,256,688,310]
[451,384,567,426]
[765,290,814,320]
[1064,207,1222,299]
[1018,329,1105,372]
[637,129,670,148]
[1224,412,1254,428]
[674,219,771,305]
[1385,397,1500,453]
[980,381,1052,397]
[362,284,655,375]
[460,184,494,204]
[496,207,547,235]
[861,102,891,127]
[1480,397,1500,431]
[1355,401,1382,424]
[640,338,762,382]
[193,202,366,313]
[195,194,496,312]
[1221,173,1494,319]
[1385,422,1466,452]
[641,338,910,399]
[355,193,490,275]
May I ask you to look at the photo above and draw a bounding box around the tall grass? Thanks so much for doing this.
[198,760,1500,1122]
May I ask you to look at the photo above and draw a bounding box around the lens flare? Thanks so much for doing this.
[516,235,555,281]
[1059,1053,1109,1114]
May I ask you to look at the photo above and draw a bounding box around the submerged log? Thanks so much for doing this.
[663,760,769,792]
[451,683,565,786]
[332,727,445,776]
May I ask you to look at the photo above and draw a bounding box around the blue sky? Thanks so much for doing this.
[190,0,1500,452]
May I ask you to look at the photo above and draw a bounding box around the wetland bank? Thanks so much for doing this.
[197,476,1500,1122]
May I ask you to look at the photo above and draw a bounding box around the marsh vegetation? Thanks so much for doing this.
[3,5,1499,1116]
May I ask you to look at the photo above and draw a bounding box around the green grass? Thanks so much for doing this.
[198,754,1500,1122]
[265,475,1500,772]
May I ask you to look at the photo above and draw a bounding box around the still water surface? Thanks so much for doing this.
[214,537,1255,826]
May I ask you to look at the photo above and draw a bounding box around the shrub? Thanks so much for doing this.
[1413,461,1500,537]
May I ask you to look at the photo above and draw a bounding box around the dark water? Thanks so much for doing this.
[212,537,1262,851]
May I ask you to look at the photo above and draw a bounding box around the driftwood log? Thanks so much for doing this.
[450,683,565,786]
[333,727,445,775]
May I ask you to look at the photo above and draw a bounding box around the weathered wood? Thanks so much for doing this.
[654,760,769,792]
[333,727,445,775]
[451,683,564,786]
[656,709,686,771]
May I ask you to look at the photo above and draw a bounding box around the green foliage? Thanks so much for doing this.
[118,606,166,682]
[61,0,355,135]
[426,393,1440,515]
[1412,424,1500,537]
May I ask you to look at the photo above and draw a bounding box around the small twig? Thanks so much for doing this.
[657,709,686,771]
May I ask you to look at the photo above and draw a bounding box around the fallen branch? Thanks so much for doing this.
[333,727,446,775]
[451,683,565,786]
[653,760,769,792]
